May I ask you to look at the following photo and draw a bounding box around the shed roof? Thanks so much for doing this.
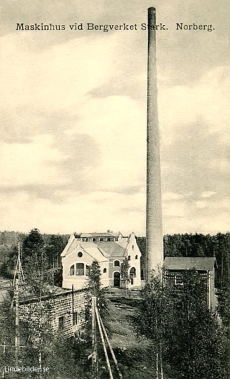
[163,257,216,271]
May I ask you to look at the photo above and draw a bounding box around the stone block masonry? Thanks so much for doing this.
[19,288,88,339]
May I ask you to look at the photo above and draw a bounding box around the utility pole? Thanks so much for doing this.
[15,278,19,366]
[92,296,97,378]
[13,241,25,287]
[95,307,113,379]
[97,311,123,379]
[71,284,74,324]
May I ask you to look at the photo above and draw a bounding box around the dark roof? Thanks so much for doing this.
[163,257,216,271]
[95,242,125,257]
[80,232,119,238]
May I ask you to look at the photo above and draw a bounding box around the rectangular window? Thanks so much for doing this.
[175,275,183,286]
[76,263,84,275]
[58,316,64,330]
[86,265,90,276]
[73,312,78,326]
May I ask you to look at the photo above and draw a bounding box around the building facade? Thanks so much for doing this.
[163,256,217,310]
[61,232,142,290]
[19,288,87,339]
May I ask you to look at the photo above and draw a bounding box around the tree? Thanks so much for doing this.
[0,292,87,379]
[45,234,66,269]
[84,261,109,325]
[22,228,44,264]
[136,270,227,379]
[82,261,112,378]
[47,335,89,379]
[136,237,146,280]
[121,257,130,295]
[0,297,15,370]
[15,230,55,372]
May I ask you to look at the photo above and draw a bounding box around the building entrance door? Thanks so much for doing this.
[130,267,136,285]
[114,272,120,287]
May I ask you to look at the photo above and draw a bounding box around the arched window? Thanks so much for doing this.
[76,263,84,275]
[135,255,138,259]
[128,255,131,260]
[114,260,120,267]
[86,265,90,276]
[103,268,107,273]
[70,265,74,275]
[130,267,136,278]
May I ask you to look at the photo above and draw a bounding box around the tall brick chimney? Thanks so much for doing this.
[146,7,163,280]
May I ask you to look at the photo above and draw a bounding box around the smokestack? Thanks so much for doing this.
[146,7,163,280]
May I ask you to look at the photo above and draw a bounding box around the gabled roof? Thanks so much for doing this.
[61,236,78,257]
[61,236,108,262]
[116,237,129,249]
[95,242,126,257]
[61,232,139,261]
[163,257,216,271]
[80,243,109,261]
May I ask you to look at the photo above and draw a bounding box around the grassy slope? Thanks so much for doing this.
[106,297,156,379]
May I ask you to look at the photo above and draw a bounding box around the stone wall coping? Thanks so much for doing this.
[18,287,87,305]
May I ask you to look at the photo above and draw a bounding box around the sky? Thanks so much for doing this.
[0,0,229,236]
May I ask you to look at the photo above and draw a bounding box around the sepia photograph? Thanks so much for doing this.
[0,0,229,378]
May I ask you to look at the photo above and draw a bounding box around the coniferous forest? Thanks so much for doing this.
[0,230,229,378]
[0,230,229,317]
